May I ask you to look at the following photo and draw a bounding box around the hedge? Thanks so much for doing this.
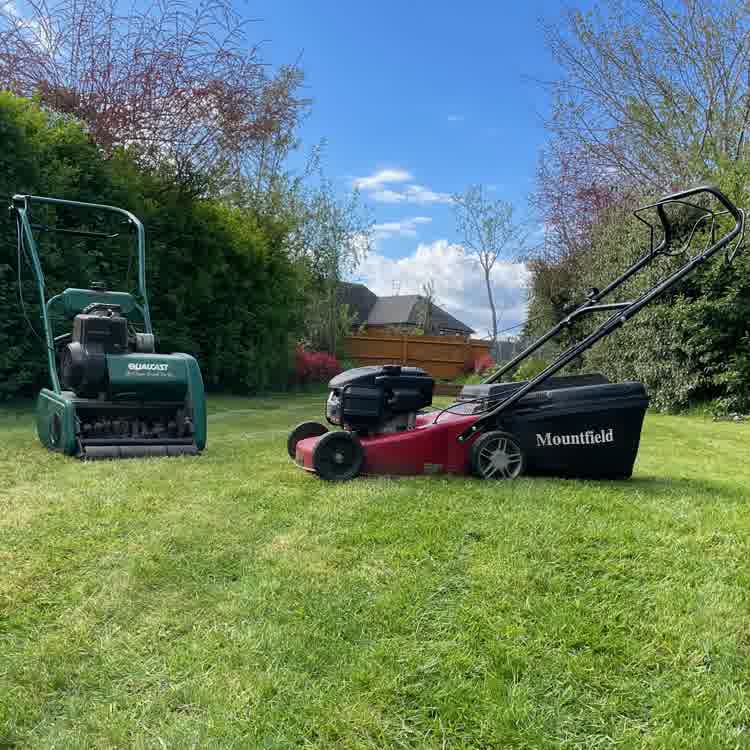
[0,93,304,397]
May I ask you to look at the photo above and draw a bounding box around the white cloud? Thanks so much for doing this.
[353,166,453,205]
[369,186,453,205]
[369,184,452,205]
[352,168,412,191]
[354,239,529,336]
[370,189,407,203]
[401,184,453,205]
[373,216,431,240]
[1,0,21,17]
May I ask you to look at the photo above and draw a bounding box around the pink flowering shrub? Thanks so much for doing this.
[294,347,342,384]
[474,353,496,375]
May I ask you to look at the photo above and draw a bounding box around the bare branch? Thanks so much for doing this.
[0,0,309,190]
[541,0,750,189]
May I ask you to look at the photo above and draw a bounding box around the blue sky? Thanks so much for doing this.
[248,0,568,336]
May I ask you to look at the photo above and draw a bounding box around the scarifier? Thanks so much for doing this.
[10,194,206,459]
[288,185,744,481]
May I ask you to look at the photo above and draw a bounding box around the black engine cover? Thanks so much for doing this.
[327,365,434,431]
[61,309,128,396]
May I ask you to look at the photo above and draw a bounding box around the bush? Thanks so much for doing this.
[0,93,304,397]
[512,357,550,382]
[474,353,495,375]
[294,347,341,384]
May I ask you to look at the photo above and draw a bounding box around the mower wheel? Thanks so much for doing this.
[471,430,524,480]
[287,421,328,459]
[312,431,363,481]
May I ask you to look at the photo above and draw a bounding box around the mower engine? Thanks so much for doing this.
[326,365,435,434]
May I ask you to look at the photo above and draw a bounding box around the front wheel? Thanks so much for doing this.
[470,430,524,480]
[287,421,328,459]
[312,431,364,481]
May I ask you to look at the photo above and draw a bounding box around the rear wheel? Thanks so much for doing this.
[312,431,364,481]
[287,421,328,459]
[471,430,524,480]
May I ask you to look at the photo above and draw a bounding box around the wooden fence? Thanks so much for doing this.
[343,333,491,380]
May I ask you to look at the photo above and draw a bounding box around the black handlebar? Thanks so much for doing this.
[460,184,744,441]
[660,185,742,222]
[636,185,743,253]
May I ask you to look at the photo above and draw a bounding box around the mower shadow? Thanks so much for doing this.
[616,474,748,503]
[359,473,744,504]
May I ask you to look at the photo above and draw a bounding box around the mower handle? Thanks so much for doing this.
[653,184,742,222]
[637,184,743,253]
[11,194,153,334]
[460,184,744,442]
[11,194,154,394]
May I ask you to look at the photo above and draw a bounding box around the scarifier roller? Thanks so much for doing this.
[10,194,207,459]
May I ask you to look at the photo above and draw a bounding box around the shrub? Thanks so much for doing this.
[294,347,341,384]
[513,357,550,382]
[474,353,495,375]
[0,93,304,397]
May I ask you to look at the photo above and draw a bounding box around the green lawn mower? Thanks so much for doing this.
[10,194,207,459]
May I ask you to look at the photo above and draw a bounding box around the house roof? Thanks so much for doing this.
[424,301,475,334]
[367,295,422,326]
[366,294,474,334]
[337,282,378,325]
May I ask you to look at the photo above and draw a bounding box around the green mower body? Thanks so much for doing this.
[35,352,206,459]
[12,194,207,459]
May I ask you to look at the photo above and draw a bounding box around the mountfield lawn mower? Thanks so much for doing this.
[289,185,744,481]
[10,194,206,459]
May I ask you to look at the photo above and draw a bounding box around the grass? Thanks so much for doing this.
[1,394,749,749]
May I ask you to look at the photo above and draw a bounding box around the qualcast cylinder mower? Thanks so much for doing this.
[10,194,207,459]
[289,185,744,481]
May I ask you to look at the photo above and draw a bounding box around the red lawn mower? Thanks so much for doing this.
[288,186,744,481]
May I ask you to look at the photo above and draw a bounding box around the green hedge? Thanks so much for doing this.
[0,93,303,397]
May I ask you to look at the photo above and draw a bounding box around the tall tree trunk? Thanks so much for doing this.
[484,265,498,346]
[328,289,337,355]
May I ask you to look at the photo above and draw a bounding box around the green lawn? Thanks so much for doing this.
[1,394,749,749]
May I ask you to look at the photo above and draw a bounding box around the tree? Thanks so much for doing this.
[531,141,623,264]
[541,0,750,191]
[416,279,437,334]
[453,185,525,345]
[288,178,372,355]
[0,0,308,191]
[523,0,750,412]
[527,0,750,334]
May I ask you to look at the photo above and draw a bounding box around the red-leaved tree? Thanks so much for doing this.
[0,0,308,189]
[531,140,623,264]
[525,140,627,334]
